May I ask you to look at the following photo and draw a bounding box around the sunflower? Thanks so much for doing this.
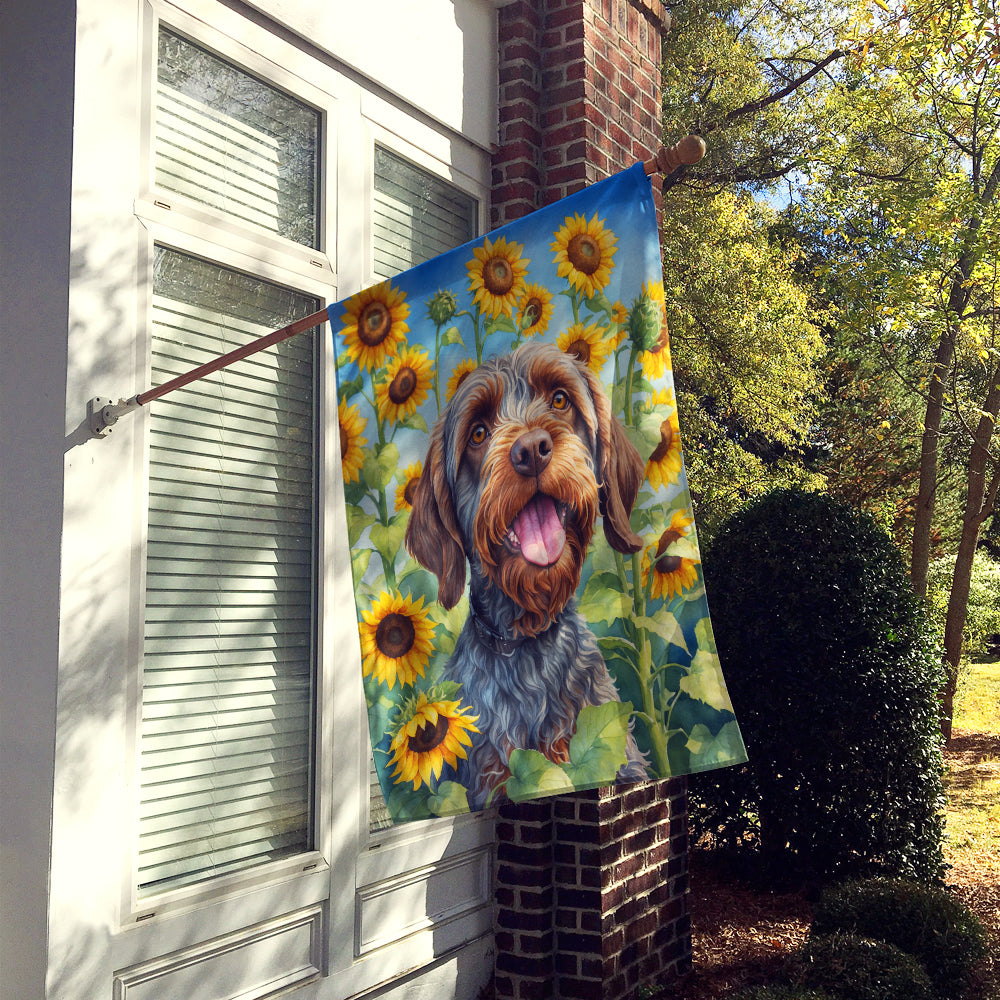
[359,591,435,689]
[610,300,629,348]
[374,346,433,424]
[395,462,424,513]
[639,280,671,379]
[340,281,410,372]
[643,547,700,603]
[642,325,673,381]
[515,284,555,337]
[338,399,367,485]
[386,688,480,791]
[645,388,683,490]
[644,510,699,601]
[446,358,478,401]
[557,322,613,374]
[551,211,618,298]
[466,235,530,318]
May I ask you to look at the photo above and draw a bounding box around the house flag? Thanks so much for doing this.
[330,163,747,822]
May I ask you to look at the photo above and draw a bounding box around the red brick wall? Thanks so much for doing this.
[492,0,668,228]
[490,5,691,998]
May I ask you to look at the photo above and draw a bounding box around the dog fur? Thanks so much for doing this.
[404,341,650,809]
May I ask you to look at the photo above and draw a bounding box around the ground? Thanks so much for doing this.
[670,722,1000,1000]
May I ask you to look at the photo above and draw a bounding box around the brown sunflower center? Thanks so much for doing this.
[358,301,392,347]
[375,612,415,659]
[388,366,418,404]
[408,714,450,754]
[649,418,675,463]
[567,233,601,275]
[655,554,683,575]
[522,297,542,327]
[403,476,420,506]
[484,256,515,296]
[567,339,591,364]
[339,421,349,458]
[653,326,669,355]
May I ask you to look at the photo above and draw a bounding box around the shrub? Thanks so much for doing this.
[811,878,988,999]
[927,550,1000,658]
[732,987,837,1000]
[691,489,946,882]
[790,933,934,1000]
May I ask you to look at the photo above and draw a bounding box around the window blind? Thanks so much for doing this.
[368,148,477,830]
[138,248,319,895]
[155,27,320,249]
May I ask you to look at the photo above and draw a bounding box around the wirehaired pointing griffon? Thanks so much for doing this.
[404,341,650,809]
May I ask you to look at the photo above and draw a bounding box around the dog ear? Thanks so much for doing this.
[404,430,468,608]
[599,414,645,553]
[582,365,644,553]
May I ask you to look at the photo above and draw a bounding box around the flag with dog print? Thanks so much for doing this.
[331,162,746,822]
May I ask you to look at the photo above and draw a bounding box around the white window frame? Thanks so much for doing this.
[109,0,496,992]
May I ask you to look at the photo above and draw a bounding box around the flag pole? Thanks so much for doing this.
[88,136,705,438]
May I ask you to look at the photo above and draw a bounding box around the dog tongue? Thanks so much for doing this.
[513,495,565,566]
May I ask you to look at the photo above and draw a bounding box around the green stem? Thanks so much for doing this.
[623,344,639,427]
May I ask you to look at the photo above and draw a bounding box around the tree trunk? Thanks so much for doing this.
[910,330,955,597]
[941,375,1000,741]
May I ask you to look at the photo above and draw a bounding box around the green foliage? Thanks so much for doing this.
[732,988,836,1000]
[691,489,947,882]
[927,550,1000,658]
[811,878,988,999]
[790,934,934,1000]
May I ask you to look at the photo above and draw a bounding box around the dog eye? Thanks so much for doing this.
[469,423,489,446]
[551,390,570,411]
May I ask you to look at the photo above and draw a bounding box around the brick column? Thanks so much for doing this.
[491,3,691,999]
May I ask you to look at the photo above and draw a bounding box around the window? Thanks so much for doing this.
[139,248,319,895]
[136,26,323,898]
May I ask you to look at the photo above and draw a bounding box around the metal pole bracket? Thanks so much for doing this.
[88,396,139,438]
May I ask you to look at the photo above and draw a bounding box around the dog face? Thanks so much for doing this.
[405,342,644,635]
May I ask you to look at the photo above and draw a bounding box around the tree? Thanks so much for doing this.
[805,0,1000,736]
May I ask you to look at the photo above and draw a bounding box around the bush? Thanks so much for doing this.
[732,987,836,1000]
[790,933,934,1000]
[691,489,946,882]
[927,550,1000,658]
[811,878,988,998]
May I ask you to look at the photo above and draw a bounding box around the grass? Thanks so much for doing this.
[945,660,1000,869]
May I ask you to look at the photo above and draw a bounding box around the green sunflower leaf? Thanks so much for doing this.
[440,325,464,347]
[686,720,746,770]
[347,506,376,545]
[386,783,433,821]
[632,613,688,653]
[505,749,575,801]
[486,314,517,336]
[370,516,408,565]
[564,702,631,786]
[399,411,428,434]
[679,618,734,711]
[337,372,364,401]
[351,546,373,582]
[577,579,630,626]
[363,441,400,491]
[427,781,471,817]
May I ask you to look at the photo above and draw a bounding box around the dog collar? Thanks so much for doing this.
[469,604,557,658]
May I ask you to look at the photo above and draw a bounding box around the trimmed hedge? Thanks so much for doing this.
[692,489,947,882]
[791,933,934,1000]
[811,878,988,998]
[733,988,836,1000]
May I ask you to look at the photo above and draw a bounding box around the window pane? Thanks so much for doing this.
[368,150,477,830]
[139,247,318,895]
[156,28,320,248]
[373,146,477,279]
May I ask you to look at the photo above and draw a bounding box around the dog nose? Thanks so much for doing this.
[510,428,553,477]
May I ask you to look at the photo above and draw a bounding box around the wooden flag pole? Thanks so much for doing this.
[88,137,704,437]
